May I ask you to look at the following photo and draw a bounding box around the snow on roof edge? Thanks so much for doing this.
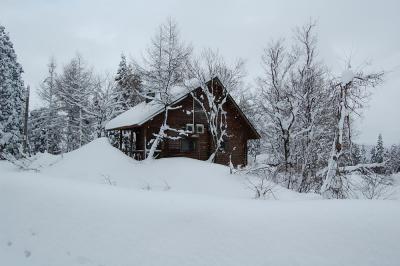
[105,89,192,130]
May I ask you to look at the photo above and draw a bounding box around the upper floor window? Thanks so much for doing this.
[196,124,204,134]
[186,124,194,133]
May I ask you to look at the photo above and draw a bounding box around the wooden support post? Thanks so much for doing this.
[23,85,30,154]
[119,129,122,150]
[144,127,147,159]
[130,129,134,157]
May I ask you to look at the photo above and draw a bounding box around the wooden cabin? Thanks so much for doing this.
[105,77,260,167]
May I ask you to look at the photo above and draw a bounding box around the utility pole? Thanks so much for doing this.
[23,85,30,154]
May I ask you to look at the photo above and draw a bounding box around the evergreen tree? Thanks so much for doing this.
[114,54,142,114]
[28,108,48,154]
[371,134,384,163]
[0,25,25,158]
[370,147,376,163]
[376,134,384,163]
[351,143,362,165]
[386,144,400,173]
[360,144,367,164]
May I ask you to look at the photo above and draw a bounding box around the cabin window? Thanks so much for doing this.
[181,138,196,152]
[219,140,229,152]
[186,124,194,133]
[196,124,204,134]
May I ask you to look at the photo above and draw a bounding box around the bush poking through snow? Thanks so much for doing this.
[163,180,171,191]
[355,171,394,199]
[102,174,117,186]
[246,175,277,199]
[236,165,278,199]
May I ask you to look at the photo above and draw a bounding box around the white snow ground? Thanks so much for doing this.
[1,138,399,266]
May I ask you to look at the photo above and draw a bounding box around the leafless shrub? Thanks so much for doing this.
[163,180,171,191]
[142,183,152,191]
[246,175,277,199]
[102,174,117,186]
[355,170,393,199]
[236,164,278,199]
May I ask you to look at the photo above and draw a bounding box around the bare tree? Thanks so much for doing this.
[321,67,383,198]
[91,75,120,137]
[255,21,384,197]
[55,54,97,151]
[186,49,245,162]
[258,39,298,188]
[137,18,192,160]
[291,21,332,192]
[37,57,65,154]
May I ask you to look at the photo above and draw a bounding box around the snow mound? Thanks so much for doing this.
[34,137,311,200]
[41,137,138,184]
[26,152,61,169]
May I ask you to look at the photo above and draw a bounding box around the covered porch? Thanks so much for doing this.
[108,126,161,160]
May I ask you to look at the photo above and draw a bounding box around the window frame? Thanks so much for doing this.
[180,138,196,152]
[186,123,194,133]
[196,124,204,134]
[219,139,229,152]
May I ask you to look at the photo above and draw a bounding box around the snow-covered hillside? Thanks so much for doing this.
[1,138,400,266]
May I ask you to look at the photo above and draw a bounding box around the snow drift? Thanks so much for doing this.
[28,138,310,200]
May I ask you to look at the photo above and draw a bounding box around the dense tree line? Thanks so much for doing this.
[28,53,142,155]
[366,134,400,174]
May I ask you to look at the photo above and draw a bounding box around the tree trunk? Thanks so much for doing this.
[146,107,169,160]
[321,87,347,199]
[23,86,30,154]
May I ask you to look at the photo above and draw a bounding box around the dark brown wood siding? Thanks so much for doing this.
[110,78,260,167]
[138,92,254,167]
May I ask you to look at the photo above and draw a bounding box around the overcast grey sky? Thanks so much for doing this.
[2,0,399,145]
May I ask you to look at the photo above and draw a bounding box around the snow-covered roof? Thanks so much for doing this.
[105,77,260,139]
[105,86,191,130]
[105,101,163,130]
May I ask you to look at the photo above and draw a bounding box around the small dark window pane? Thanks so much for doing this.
[196,124,204,134]
[220,140,229,151]
[186,124,194,133]
[181,139,196,152]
